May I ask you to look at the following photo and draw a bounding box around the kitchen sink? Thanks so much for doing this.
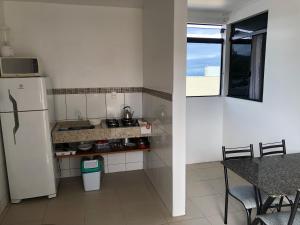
[58,125,95,131]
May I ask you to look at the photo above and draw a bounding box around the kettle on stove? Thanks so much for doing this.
[123,106,134,120]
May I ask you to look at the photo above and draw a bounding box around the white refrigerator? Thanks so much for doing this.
[0,76,57,203]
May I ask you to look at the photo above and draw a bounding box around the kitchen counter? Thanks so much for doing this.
[52,120,151,144]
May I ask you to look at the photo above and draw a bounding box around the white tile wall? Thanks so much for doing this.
[126,151,143,163]
[103,154,108,173]
[59,152,144,177]
[54,92,142,121]
[55,92,144,177]
[86,94,106,119]
[66,94,87,120]
[60,169,71,178]
[59,158,81,178]
[54,95,66,121]
[126,162,143,171]
[70,169,81,177]
[108,153,126,165]
[106,92,125,119]
[125,93,143,118]
[143,93,173,214]
[108,164,126,173]
[59,158,70,170]
[69,158,81,169]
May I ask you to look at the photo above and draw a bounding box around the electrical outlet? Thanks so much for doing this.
[111,92,117,99]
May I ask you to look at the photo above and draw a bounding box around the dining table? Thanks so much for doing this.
[222,153,300,224]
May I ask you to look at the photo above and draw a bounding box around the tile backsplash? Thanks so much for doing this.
[52,87,172,177]
[53,87,144,178]
[86,94,106,119]
[54,92,143,121]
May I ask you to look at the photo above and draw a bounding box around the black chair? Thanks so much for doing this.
[259,139,286,157]
[259,140,294,211]
[222,144,258,225]
[253,189,300,225]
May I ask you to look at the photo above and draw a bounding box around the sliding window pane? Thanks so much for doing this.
[228,42,252,98]
[186,43,222,96]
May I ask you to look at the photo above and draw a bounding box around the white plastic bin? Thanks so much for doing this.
[82,171,101,191]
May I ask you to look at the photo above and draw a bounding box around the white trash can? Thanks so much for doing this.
[81,158,102,191]
[82,171,101,191]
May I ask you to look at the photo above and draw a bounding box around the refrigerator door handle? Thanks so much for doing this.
[8,90,19,144]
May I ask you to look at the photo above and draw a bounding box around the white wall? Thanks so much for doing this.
[188,9,227,24]
[0,128,9,216]
[223,0,300,155]
[0,0,9,216]
[172,0,187,216]
[143,0,186,217]
[142,0,174,94]
[186,11,225,164]
[186,97,224,163]
[143,0,174,214]
[3,1,143,88]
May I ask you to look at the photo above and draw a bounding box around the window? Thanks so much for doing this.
[228,12,268,102]
[186,24,224,97]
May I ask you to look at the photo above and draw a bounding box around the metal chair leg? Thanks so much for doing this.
[277,196,284,212]
[246,209,252,225]
[252,218,262,225]
[224,191,229,224]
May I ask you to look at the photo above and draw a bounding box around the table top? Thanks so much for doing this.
[222,153,300,196]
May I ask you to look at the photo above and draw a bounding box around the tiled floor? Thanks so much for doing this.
[0,162,252,225]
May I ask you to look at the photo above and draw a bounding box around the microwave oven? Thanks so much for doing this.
[0,57,40,77]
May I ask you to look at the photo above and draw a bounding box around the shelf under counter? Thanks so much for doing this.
[55,148,150,159]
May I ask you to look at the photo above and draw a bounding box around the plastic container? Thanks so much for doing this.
[95,140,111,151]
[81,157,103,191]
[82,172,101,191]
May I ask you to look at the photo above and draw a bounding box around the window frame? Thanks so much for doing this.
[186,24,225,98]
[227,12,268,102]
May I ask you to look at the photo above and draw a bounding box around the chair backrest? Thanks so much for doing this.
[222,145,254,189]
[288,189,300,225]
[259,139,286,157]
[222,144,254,161]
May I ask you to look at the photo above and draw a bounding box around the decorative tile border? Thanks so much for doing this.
[143,88,172,101]
[51,86,172,101]
[52,87,143,95]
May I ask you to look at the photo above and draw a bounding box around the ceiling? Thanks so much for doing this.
[3,0,144,8]
[4,0,252,11]
[188,0,253,12]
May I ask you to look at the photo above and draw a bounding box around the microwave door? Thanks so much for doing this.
[1,57,39,76]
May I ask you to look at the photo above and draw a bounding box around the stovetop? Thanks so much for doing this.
[106,119,139,128]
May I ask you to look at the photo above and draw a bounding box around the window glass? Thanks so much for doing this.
[228,12,268,102]
[187,43,222,96]
[186,24,223,97]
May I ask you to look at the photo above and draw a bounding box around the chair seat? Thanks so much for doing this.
[261,192,282,205]
[257,212,300,225]
[261,192,295,206]
[286,194,297,203]
[229,185,257,209]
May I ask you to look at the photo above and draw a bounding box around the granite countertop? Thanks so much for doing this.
[52,120,151,144]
